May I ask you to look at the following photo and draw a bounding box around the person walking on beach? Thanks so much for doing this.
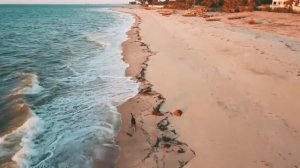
[131,113,136,132]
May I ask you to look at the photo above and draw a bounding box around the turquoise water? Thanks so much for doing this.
[0,5,137,168]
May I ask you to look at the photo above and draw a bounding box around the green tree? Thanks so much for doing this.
[224,0,243,12]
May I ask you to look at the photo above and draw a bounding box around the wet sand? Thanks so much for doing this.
[117,14,195,168]
[117,8,300,168]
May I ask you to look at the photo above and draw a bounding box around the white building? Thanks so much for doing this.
[270,0,300,12]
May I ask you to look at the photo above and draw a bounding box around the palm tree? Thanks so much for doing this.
[285,0,300,8]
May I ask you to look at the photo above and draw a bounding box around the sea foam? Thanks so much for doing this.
[12,113,44,168]
[10,73,43,96]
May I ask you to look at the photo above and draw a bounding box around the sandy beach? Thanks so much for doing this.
[117,8,300,168]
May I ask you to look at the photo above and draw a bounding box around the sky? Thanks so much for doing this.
[0,0,130,4]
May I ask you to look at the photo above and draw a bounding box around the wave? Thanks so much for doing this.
[0,106,43,168]
[65,64,80,76]
[0,133,8,144]
[0,102,31,137]
[0,72,44,167]
[0,104,31,144]
[0,72,43,136]
[12,113,44,168]
[9,73,43,97]
[98,75,133,79]
[85,34,110,48]
[0,7,137,168]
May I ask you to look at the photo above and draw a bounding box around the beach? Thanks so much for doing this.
[117,8,300,168]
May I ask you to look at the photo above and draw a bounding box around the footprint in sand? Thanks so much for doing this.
[260,161,273,168]
[280,40,297,51]
[255,35,261,39]
[285,43,296,51]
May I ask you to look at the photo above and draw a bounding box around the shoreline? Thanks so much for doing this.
[116,10,195,168]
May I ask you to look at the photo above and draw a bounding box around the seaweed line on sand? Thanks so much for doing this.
[119,12,195,168]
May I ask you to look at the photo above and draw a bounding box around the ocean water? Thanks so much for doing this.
[0,5,137,168]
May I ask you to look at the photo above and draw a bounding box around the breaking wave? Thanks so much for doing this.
[0,5,136,168]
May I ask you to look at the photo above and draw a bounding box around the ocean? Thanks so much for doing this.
[0,5,138,168]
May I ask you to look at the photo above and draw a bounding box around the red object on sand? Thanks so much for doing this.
[173,109,183,116]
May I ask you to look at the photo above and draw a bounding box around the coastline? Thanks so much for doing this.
[116,11,195,168]
[116,7,300,168]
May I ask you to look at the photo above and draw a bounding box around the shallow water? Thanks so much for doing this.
[0,5,137,168]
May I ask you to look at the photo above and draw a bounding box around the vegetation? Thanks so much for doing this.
[137,0,263,11]
[138,0,299,13]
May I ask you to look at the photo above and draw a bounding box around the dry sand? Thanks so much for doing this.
[117,8,300,168]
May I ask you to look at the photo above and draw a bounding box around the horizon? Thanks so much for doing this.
[0,0,131,4]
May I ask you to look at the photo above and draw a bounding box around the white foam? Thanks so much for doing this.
[11,73,44,96]
[0,134,8,144]
[98,75,130,79]
[21,74,44,95]
[85,34,110,48]
[22,83,43,95]
[12,113,44,168]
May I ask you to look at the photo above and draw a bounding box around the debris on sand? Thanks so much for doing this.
[157,117,170,131]
[173,109,183,116]
[228,15,249,20]
[206,17,221,21]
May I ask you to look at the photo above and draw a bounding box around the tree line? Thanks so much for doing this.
[136,0,300,12]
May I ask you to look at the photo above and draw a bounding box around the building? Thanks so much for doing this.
[270,0,300,12]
